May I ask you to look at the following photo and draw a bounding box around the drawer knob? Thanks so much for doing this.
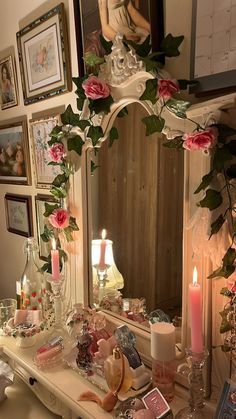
[29,377,37,386]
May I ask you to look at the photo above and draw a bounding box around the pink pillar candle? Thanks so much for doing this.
[99,229,107,270]
[51,239,60,281]
[189,267,203,353]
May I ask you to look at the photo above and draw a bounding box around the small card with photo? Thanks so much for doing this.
[142,387,171,418]
[214,379,236,418]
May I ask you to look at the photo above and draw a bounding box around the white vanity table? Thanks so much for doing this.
[0,335,190,419]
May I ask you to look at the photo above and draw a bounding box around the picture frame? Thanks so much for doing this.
[35,194,55,260]
[0,119,31,185]
[214,379,236,418]
[16,3,72,105]
[5,194,33,237]
[190,0,236,95]
[0,53,18,110]
[73,0,164,76]
[30,114,62,188]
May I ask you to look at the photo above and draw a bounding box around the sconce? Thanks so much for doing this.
[91,238,124,294]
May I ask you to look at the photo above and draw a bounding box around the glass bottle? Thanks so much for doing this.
[19,238,43,311]
[104,346,132,396]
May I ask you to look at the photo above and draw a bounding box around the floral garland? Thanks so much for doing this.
[42,34,236,338]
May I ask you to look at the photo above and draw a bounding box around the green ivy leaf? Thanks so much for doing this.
[219,308,233,333]
[117,107,128,118]
[47,138,62,147]
[126,35,151,57]
[194,171,214,194]
[108,127,118,147]
[99,35,112,54]
[210,214,225,238]
[160,33,184,57]
[220,287,233,297]
[91,160,100,173]
[139,79,158,104]
[88,95,114,115]
[69,216,79,231]
[72,76,87,97]
[43,203,59,217]
[50,186,67,199]
[177,79,199,90]
[77,120,91,131]
[67,135,84,156]
[223,247,236,266]
[61,105,81,126]
[52,173,68,187]
[142,56,163,72]
[226,164,236,179]
[63,226,74,242]
[40,224,54,242]
[83,51,105,67]
[198,189,223,211]
[213,124,236,143]
[166,98,191,118]
[59,248,68,262]
[142,115,165,136]
[49,125,63,138]
[163,136,183,149]
[87,126,104,146]
[213,145,233,172]
[208,265,235,279]
[77,97,85,111]
[41,262,51,273]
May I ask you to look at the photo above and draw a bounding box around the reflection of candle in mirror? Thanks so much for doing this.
[99,229,107,270]
[189,267,203,353]
[51,238,60,281]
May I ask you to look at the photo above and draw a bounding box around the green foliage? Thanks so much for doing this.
[198,189,223,211]
[165,98,191,119]
[67,135,84,156]
[139,79,158,104]
[160,33,184,57]
[108,127,119,147]
[142,115,165,136]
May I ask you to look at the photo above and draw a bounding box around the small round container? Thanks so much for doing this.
[0,299,17,329]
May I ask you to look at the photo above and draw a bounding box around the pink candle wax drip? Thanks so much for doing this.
[51,238,60,281]
[189,267,203,353]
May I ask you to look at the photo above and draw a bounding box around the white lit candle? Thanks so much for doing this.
[99,229,107,270]
[189,267,203,353]
[51,238,60,281]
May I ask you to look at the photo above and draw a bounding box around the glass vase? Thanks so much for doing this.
[175,348,209,419]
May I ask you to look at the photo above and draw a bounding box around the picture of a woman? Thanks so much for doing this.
[0,56,18,110]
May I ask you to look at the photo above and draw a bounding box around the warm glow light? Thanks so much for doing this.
[101,229,107,240]
[193,266,198,285]
[51,238,56,250]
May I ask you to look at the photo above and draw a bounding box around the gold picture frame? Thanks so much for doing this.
[16,3,71,105]
[5,194,33,237]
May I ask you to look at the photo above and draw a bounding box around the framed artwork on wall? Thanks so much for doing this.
[35,194,56,260]
[190,0,236,95]
[73,0,164,76]
[30,114,62,188]
[5,194,33,237]
[0,53,18,110]
[0,119,31,185]
[16,3,72,105]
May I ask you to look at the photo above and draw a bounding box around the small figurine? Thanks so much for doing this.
[76,321,93,374]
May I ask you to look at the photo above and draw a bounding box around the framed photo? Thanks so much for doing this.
[0,119,31,185]
[73,0,164,76]
[5,194,33,237]
[35,194,55,260]
[214,379,236,418]
[190,0,236,95]
[16,3,71,105]
[0,54,18,110]
[30,114,62,188]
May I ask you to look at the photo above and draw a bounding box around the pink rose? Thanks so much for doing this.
[183,128,218,151]
[49,208,69,229]
[82,76,110,100]
[158,79,180,100]
[49,143,65,163]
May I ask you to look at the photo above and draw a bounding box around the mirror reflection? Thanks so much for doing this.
[89,102,184,326]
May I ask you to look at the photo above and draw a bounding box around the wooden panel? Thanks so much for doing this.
[96,103,183,315]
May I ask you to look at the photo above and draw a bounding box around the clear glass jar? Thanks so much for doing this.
[19,238,44,310]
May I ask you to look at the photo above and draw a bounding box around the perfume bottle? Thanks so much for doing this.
[19,238,43,311]
[76,321,93,374]
[104,346,132,396]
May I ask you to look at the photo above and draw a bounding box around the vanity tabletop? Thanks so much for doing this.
[0,335,192,418]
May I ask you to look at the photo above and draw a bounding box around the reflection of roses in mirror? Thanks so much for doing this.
[49,208,70,229]
[82,76,110,100]
[158,79,180,100]
[182,128,218,151]
[49,143,65,162]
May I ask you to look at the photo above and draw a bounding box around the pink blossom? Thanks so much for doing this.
[227,279,236,293]
[158,79,180,100]
[82,76,110,100]
[49,143,65,163]
[49,208,69,229]
[183,128,218,151]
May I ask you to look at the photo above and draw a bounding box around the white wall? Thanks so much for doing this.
[0,0,85,304]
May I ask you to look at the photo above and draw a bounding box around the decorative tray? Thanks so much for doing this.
[63,347,151,401]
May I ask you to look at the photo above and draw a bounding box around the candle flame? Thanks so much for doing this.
[193,266,198,285]
[101,229,107,240]
[52,238,56,250]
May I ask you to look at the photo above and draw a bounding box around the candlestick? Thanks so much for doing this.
[99,229,107,270]
[51,238,60,281]
[189,267,203,353]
